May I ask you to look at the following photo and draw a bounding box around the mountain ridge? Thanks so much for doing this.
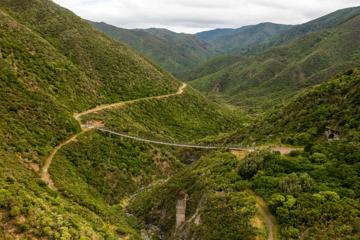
[90,21,218,77]
[190,13,360,110]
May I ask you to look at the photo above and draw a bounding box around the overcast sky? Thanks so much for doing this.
[53,0,359,33]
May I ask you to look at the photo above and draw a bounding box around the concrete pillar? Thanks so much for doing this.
[176,191,187,228]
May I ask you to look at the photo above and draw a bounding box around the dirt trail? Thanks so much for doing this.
[231,152,279,240]
[250,190,279,240]
[41,130,90,190]
[74,83,186,121]
[41,83,187,190]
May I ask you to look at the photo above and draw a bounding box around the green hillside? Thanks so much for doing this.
[0,0,181,164]
[228,68,360,145]
[0,0,181,237]
[258,6,360,51]
[91,7,360,83]
[233,69,360,238]
[81,88,245,142]
[0,0,245,238]
[179,55,243,81]
[128,151,259,240]
[203,6,360,55]
[127,142,360,239]
[187,7,360,83]
[238,142,360,239]
[1,0,359,239]
[190,15,360,110]
[129,69,360,239]
[196,23,292,54]
[91,21,218,77]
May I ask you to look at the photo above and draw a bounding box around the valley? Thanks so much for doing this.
[0,0,359,239]
[41,83,188,190]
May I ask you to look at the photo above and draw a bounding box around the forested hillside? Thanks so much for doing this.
[190,14,360,109]
[91,21,217,77]
[0,0,243,238]
[227,68,360,145]
[128,151,261,240]
[0,0,181,166]
[130,68,360,239]
[196,23,292,54]
[91,7,360,83]
[179,55,243,81]
[257,6,360,52]
[0,0,359,239]
[230,69,360,239]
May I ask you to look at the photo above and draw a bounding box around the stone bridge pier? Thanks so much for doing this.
[176,190,187,229]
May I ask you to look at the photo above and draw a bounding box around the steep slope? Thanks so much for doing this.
[196,7,360,55]
[0,0,180,164]
[4,2,179,101]
[190,15,360,110]
[259,6,360,51]
[219,68,360,239]
[128,152,260,240]
[227,68,360,145]
[47,86,246,224]
[0,3,177,238]
[188,7,360,82]
[81,87,245,143]
[197,23,292,54]
[0,0,182,237]
[91,21,217,77]
[0,0,247,238]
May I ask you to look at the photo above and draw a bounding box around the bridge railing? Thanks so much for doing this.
[96,127,251,151]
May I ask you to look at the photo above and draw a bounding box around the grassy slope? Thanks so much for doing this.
[0,151,140,239]
[190,15,360,110]
[91,21,217,77]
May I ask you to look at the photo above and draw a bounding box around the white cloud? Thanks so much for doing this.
[53,0,359,33]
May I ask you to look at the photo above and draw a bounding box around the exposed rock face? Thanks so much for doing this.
[325,128,339,140]
[176,191,187,229]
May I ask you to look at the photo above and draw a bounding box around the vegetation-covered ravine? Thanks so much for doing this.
[1,0,359,239]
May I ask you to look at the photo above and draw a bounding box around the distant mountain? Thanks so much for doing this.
[196,7,360,55]
[190,14,360,110]
[90,21,218,77]
[260,6,360,50]
[90,7,360,82]
[196,22,292,54]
